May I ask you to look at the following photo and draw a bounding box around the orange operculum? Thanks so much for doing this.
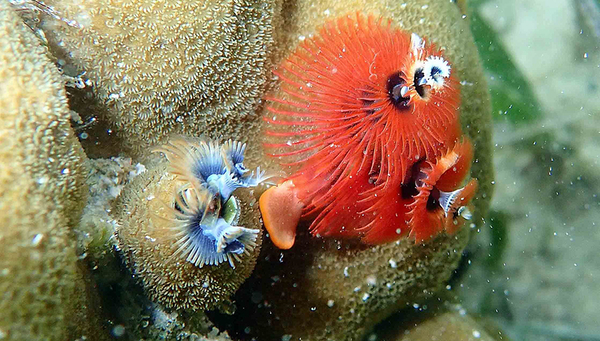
[259,180,304,249]
[436,139,474,191]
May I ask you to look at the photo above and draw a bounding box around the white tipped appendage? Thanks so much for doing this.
[422,55,451,90]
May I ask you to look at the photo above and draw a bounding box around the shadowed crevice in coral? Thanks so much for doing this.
[208,227,331,339]
[67,86,128,159]
[211,226,469,341]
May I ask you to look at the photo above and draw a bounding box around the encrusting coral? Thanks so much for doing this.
[231,231,470,340]
[377,302,500,341]
[0,2,107,340]
[77,157,148,262]
[115,140,266,312]
[391,310,498,341]
[36,0,283,159]
[223,0,494,340]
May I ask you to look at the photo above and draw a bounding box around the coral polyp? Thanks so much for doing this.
[261,13,472,247]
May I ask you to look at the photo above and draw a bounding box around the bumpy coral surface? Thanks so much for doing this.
[382,304,498,341]
[392,312,497,341]
[39,0,283,159]
[115,162,263,311]
[0,3,105,340]
[224,0,494,340]
[232,231,469,340]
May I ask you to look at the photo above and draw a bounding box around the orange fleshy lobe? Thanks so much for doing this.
[264,13,466,245]
[259,180,304,249]
[436,139,474,191]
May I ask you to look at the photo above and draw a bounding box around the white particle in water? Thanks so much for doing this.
[31,234,44,246]
[111,325,126,337]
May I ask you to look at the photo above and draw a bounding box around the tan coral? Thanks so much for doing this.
[382,304,500,341]
[228,0,494,340]
[115,161,263,311]
[0,3,107,340]
[392,312,498,341]
[233,231,470,340]
[37,0,283,159]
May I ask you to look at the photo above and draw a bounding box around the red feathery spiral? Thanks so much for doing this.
[264,13,463,243]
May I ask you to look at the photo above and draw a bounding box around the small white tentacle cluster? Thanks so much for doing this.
[410,32,426,60]
[421,55,451,90]
[409,33,452,92]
